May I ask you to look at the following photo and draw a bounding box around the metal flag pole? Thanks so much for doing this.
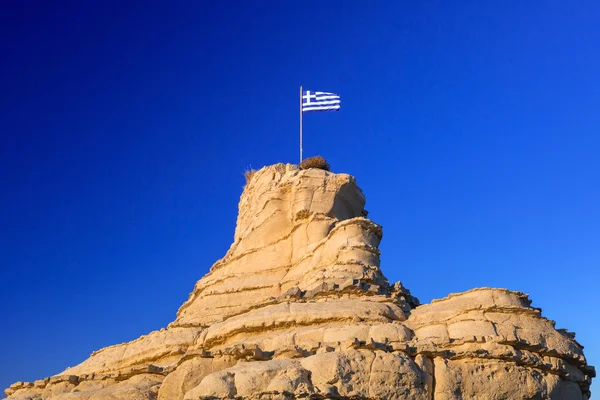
[299,85,303,163]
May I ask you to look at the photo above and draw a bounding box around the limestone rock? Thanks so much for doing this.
[6,163,594,399]
[183,350,430,399]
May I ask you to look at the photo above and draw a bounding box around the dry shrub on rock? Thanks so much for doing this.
[295,209,311,220]
[244,169,257,185]
[299,156,330,171]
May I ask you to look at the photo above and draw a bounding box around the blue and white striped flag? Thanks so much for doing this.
[302,90,341,112]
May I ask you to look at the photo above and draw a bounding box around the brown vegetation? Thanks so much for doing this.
[299,156,330,171]
[244,169,257,185]
[295,209,311,220]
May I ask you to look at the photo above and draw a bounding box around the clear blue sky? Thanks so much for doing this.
[1,1,598,391]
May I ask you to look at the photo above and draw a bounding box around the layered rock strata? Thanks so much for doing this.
[6,163,594,399]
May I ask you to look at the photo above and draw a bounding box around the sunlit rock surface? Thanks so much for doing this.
[6,163,594,399]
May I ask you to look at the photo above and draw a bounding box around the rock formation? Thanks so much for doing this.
[5,163,595,399]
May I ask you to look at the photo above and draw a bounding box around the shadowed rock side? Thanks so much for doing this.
[6,163,594,400]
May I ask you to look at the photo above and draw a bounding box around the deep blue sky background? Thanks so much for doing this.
[1,0,599,391]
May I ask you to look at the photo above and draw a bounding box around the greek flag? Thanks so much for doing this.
[302,90,341,112]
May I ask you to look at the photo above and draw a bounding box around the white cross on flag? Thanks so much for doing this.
[302,90,341,112]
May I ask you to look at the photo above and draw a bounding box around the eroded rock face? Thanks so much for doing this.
[6,163,594,399]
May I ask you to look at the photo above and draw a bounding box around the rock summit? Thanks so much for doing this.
[6,163,595,399]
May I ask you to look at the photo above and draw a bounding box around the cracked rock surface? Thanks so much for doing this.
[6,163,594,399]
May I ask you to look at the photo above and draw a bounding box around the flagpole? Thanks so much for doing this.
[299,85,303,163]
